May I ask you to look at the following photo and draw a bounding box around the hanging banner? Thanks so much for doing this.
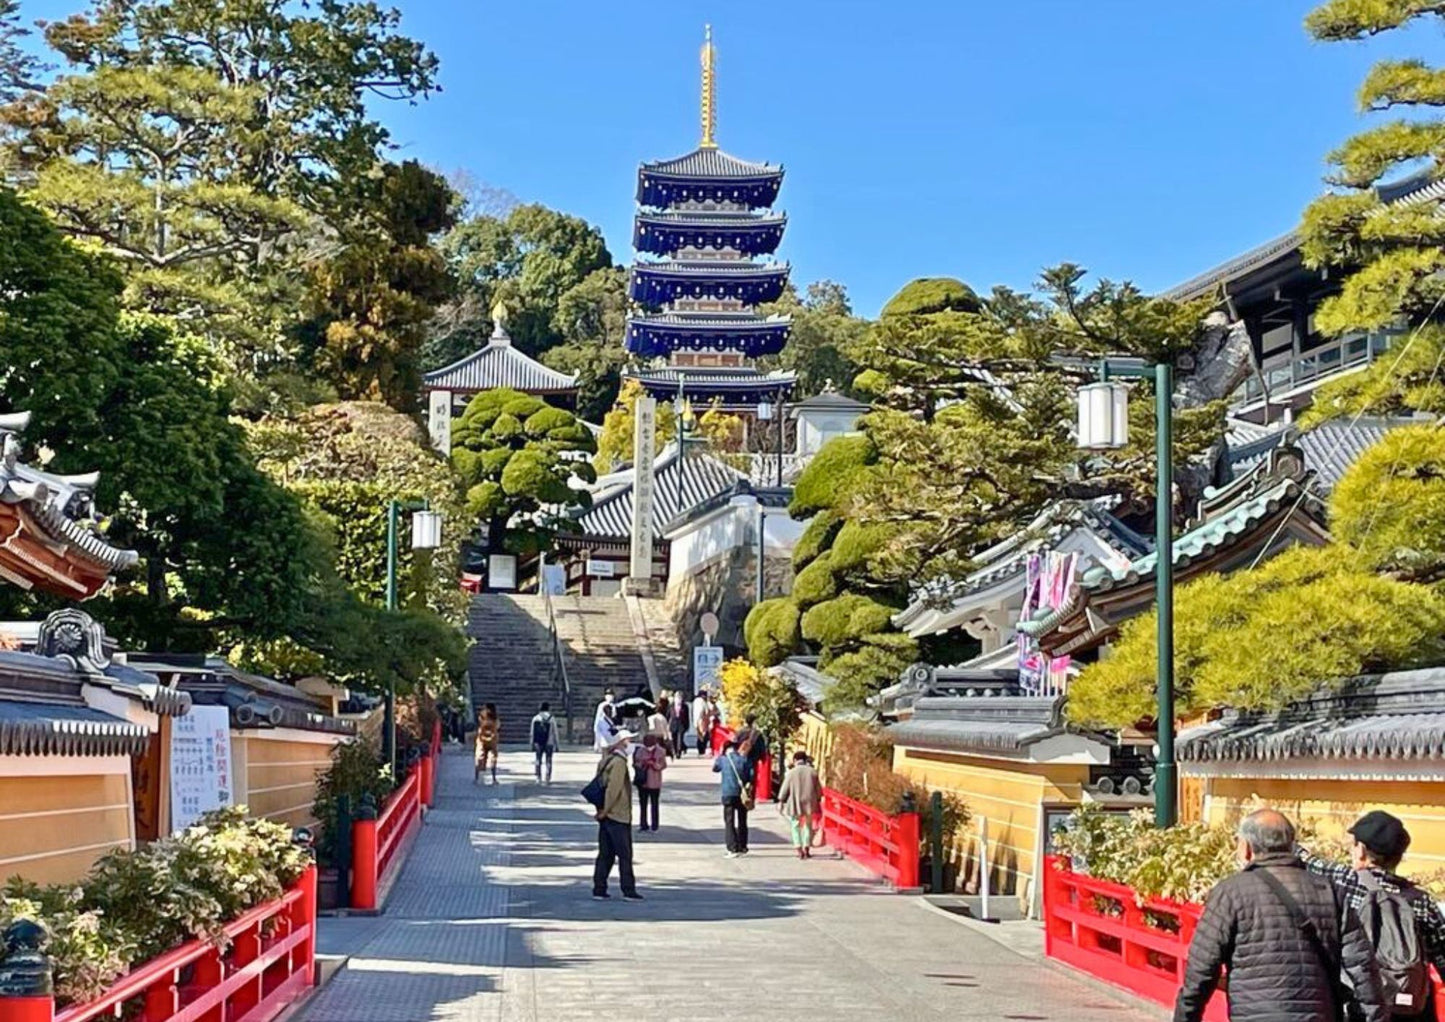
[169,705,234,832]
[630,396,657,582]
[427,390,452,454]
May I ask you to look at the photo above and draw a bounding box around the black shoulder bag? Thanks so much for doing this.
[1254,867,1354,1022]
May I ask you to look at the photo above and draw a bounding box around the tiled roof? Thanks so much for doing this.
[632,259,789,277]
[641,148,782,179]
[0,412,137,572]
[575,443,746,540]
[790,391,870,413]
[636,209,787,230]
[1178,669,1445,764]
[1226,417,1425,492]
[772,657,832,706]
[888,695,1065,753]
[422,332,577,395]
[1166,171,1445,302]
[0,699,149,757]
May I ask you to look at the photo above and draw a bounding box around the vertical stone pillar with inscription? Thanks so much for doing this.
[625,396,659,596]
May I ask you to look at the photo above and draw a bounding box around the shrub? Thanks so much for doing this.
[1331,423,1445,578]
[312,735,394,867]
[789,433,876,517]
[0,808,309,1006]
[744,598,802,667]
[718,658,806,741]
[791,553,839,609]
[823,722,969,849]
[793,509,842,571]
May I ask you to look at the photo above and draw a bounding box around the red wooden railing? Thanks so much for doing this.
[0,865,317,1022]
[820,787,921,889]
[351,755,426,912]
[1043,855,1224,1020]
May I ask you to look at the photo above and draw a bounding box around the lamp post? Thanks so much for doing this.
[383,500,443,778]
[1077,360,1176,828]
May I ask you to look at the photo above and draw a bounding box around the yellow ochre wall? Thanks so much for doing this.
[1195,775,1445,868]
[232,732,340,831]
[893,745,1090,895]
[0,762,134,884]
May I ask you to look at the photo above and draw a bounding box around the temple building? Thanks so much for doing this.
[623,27,797,417]
[0,412,137,600]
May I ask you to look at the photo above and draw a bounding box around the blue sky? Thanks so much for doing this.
[17,1,1438,316]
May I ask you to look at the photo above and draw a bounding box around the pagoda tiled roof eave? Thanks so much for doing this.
[630,260,790,277]
[635,210,787,228]
[638,147,783,179]
[627,312,792,330]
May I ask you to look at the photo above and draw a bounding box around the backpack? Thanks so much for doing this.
[1356,870,1429,1016]
[531,713,552,749]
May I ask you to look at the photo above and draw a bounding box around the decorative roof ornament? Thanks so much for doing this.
[700,24,717,149]
[36,607,109,675]
[490,299,511,345]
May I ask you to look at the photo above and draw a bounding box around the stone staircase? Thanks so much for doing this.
[467,593,672,745]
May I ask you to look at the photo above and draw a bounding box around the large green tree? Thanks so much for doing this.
[1298,1,1445,423]
[758,280,866,399]
[451,387,598,556]
[542,265,631,422]
[429,203,613,365]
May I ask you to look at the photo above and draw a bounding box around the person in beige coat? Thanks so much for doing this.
[776,751,824,859]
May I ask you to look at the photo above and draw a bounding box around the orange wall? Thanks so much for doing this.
[234,733,341,830]
[0,765,133,884]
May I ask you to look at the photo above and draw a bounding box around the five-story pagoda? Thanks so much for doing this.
[624,27,796,414]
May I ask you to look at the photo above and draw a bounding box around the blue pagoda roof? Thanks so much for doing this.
[637,148,783,209]
[629,260,789,306]
[624,367,798,404]
[625,312,791,358]
[634,210,786,257]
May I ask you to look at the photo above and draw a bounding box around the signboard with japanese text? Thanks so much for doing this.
[693,644,724,695]
[169,705,234,832]
[427,389,452,454]
[629,396,657,581]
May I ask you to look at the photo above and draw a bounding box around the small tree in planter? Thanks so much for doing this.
[312,735,394,869]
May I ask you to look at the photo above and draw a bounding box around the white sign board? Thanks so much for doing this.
[586,559,615,578]
[427,389,452,454]
[693,643,724,694]
[541,562,567,595]
[629,396,657,581]
[488,553,517,591]
[169,705,234,832]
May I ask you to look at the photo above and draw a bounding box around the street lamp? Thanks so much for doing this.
[383,499,442,778]
[1077,360,1176,828]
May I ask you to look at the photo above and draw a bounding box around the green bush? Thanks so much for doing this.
[878,277,982,318]
[793,509,842,571]
[800,594,899,648]
[828,519,899,577]
[789,433,876,517]
[792,552,839,609]
[312,735,395,867]
[0,808,309,1006]
[744,598,802,667]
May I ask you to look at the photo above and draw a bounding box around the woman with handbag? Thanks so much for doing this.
[712,738,754,858]
[776,751,823,859]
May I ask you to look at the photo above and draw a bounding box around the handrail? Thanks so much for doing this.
[54,866,316,1022]
[820,787,921,889]
[540,585,572,741]
[376,767,421,884]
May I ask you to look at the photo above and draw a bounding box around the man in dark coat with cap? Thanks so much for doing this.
[1301,810,1445,1020]
[1175,808,1388,1022]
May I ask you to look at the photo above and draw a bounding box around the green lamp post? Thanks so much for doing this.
[383,499,443,778]
[1077,360,1176,827]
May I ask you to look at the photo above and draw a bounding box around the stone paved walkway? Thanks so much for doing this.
[299,747,1164,1022]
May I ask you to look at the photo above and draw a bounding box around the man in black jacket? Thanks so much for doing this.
[1174,808,1388,1022]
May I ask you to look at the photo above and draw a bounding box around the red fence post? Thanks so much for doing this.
[351,813,379,912]
[420,754,434,809]
[296,863,318,985]
[895,809,921,889]
[0,999,54,1022]
[756,751,773,802]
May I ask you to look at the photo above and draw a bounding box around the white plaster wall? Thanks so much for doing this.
[796,411,863,455]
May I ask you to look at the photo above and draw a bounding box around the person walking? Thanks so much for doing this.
[776,751,823,859]
[632,734,667,831]
[1299,810,1445,1020]
[713,739,754,858]
[692,688,711,755]
[474,703,500,785]
[1174,807,1387,1022]
[593,689,617,752]
[668,690,691,758]
[592,729,642,902]
[646,697,670,744]
[529,701,560,784]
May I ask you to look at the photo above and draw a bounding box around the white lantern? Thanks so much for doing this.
[757,400,773,420]
[410,509,443,551]
[1077,382,1130,450]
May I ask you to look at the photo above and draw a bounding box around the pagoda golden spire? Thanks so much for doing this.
[699,24,717,149]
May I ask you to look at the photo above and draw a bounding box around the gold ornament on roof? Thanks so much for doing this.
[700,25,717,149]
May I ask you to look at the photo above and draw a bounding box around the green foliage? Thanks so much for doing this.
[880,277,982,317]
[793,509,842,571]
[543,265,631,422]
[789,433,877,517]
[312,735,394,867]
[1050,805,1238,904]
[2,807,308,1006]
[718,658,808,742]
[432,203,612,362]
[744,598,803,667]
[1067,545,1445,728]
[592,379,678,474]
[800,593,901,648]
[451,387,596,554]
[1299,0,1445,347]
[1330,422,1445,578]
[791,553,840,610]
[757,280,866,398]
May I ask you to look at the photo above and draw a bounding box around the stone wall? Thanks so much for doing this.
[664,544,795,663]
